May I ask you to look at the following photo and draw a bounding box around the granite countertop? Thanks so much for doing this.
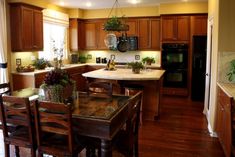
[82,68,165,81]
[11,63,161,76]
[217,82,235,99]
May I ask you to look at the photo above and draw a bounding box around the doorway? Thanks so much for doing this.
[203,18,213,118]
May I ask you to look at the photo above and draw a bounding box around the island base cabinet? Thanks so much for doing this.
[216,85,233,157]
[119,80,161,120]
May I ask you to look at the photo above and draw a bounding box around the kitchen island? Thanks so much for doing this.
[82,68,165,120]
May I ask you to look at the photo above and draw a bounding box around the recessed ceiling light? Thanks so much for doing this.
[182,0,188,2]
[128,0,141,4]
[59,1,65,6]
[86,2,92,7]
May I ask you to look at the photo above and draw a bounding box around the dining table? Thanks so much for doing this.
[11,88,131,157]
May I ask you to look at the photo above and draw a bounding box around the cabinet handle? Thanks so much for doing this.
[33,45,37,48]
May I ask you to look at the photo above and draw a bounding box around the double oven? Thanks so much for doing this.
[161,43,188,88]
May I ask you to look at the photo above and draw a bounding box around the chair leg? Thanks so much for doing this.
[4,144,10,157]
[31,148,36,157]
[15,146,20,157]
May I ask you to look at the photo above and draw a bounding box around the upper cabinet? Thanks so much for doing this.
[191,15,208,36]
[70,17,160,51]
[161,15,190,42]
[10,3,43,52]
[138,18,160,50]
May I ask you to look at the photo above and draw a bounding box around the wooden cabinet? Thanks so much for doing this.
[69,19,78,51]
[138,18,160,50]
[161,16,190,42]
[126,19,138,36]
[162,87,188,96]
[10,3,43,52]
[84,21,97,50]
[191,15,208,35]
[216,85,233,157]
[83,20,108,50]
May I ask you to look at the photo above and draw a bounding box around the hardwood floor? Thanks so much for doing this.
[139,96,224,157]
[0,96,225,157]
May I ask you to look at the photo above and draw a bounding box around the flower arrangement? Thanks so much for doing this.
[40,68,75,102]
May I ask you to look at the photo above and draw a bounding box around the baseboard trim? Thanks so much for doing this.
[208,123,217,137]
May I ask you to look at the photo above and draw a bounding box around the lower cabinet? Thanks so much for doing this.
[216,85,233,157]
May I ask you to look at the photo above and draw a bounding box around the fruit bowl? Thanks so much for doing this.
[16,65,35,72]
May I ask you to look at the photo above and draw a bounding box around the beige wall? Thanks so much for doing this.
[159,2,208,14]
[68,2,208,18]
[7,0,68,13]
[206,0,219,133]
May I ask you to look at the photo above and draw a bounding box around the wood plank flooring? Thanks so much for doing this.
[0,96,225,157]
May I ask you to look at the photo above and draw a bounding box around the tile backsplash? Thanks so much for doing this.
[81,50,161,66]
[218,51,235,83]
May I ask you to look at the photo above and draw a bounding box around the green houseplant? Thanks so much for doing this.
[32,58,52,70]
[142,57,155,65]
[128,61,144,74]
[79,55,87,63]
[103,16,129,32]
[227,59,235,82]
[40,68,75,102]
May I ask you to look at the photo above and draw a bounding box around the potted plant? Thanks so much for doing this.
[103,16,129,32]
[227,59,235,81]
[32,58,52,70]
[40,68,75,102]
[79,55,87,63]
[142,57,155,65]
[128,61,144,74]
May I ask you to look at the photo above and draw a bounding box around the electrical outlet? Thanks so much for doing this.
[135,55,140,60]
[110,54,115,60]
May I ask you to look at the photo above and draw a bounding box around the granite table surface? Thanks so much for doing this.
[217,82,235,99]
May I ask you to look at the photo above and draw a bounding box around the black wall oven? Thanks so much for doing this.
[161,43,188,88]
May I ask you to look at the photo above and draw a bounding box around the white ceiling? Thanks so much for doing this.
[47,0,207,9]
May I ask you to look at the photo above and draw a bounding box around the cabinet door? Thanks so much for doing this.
[138,19,150,49]
[191,15,208,35]
[96,21,107,50]
[78,20,85,50]
[84,22,97,49]
[161,17,176,41]
[33,9,43,50]
[69,19,78,51]
[216,102,225,146]
[177,16,190,41]
[150,19,160,50]
[126,19,138,36]
[22,7,34,50]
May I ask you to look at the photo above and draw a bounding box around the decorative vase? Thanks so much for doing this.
[40,84,74,103]
[132,68,141,74]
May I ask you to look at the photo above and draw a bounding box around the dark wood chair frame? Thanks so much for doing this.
[0,95,36,157]
[34,100,85,157]
[87,81,113,97]
[86,91,142,157]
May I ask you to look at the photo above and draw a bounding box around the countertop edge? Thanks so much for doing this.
[217,82,235,99]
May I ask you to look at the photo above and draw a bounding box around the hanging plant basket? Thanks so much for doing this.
[103,16,129,32]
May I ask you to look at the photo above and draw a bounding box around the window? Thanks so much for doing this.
[39,22,68,61]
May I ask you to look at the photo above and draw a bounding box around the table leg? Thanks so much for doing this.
[101,139,112,157]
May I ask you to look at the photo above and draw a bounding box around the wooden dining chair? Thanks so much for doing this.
[115,91,142,157]
[86,91,142,157]
[87,81,113,97]
[0,82,11,130]
[34,100,86,157]
[0,95,36,157]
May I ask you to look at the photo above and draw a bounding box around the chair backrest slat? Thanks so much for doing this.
[34,100,73,152]
[0,95,34,144]
[0,83,11,96]
[87,81,113,97]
